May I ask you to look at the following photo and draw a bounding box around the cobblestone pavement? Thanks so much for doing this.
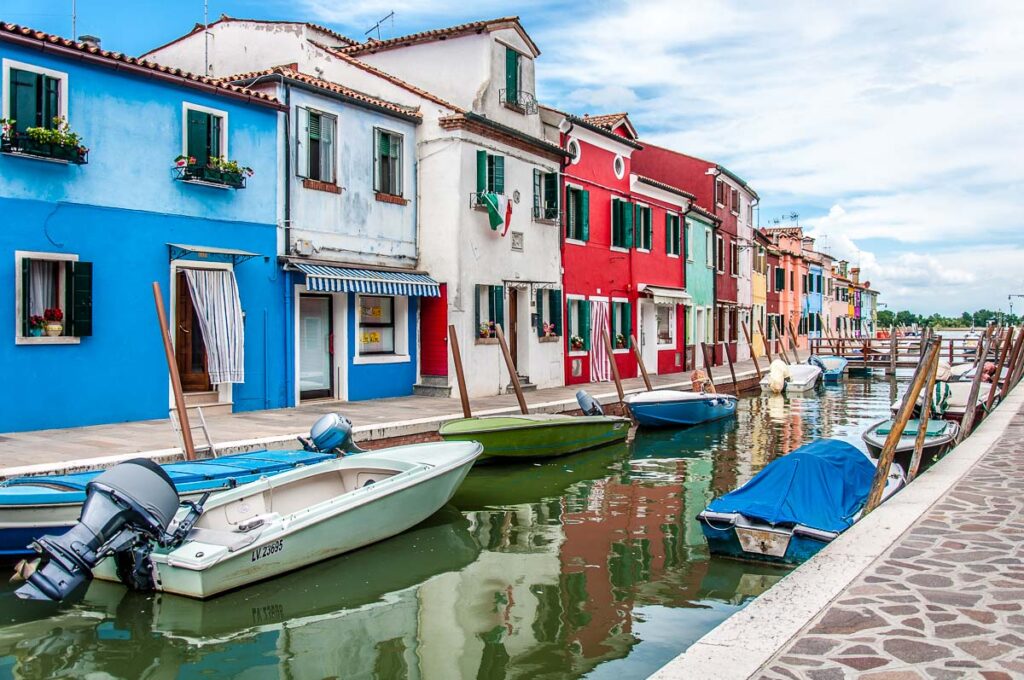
[758,407,1024,679]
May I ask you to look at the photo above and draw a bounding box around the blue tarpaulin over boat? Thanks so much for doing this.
[706,439,876,533]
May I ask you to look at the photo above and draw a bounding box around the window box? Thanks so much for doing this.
[1,131,88,164]
[175,164,247,189]
[476,337,500,345]
[538,335,560,343]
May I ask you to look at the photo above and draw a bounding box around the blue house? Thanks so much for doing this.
[803,262,825,340]
[0,24,284,432]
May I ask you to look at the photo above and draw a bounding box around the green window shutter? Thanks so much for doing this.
[475,284,482,329]
[320,114,335,184]
[69,261,93,337]
[43,76,60,128]
[296,107,310,178]
[476,149,487,194]
[186,109,210,166]
[543,172,559,217]
[494,286,505,329]
[492,155,505,194]
[623,202,634,248]
[565,187,574,238]
[505,47,519,103]
[373,128,382,191]
[209,114,222,159]
[624,302,633,346]
[581,190,590,241]
[645,209,653,250]
[550,289,563,336]
[665,214,672,254]
[536,289,544,337]
[10,69,40,132]
[581,300,591,350]
[20,258,30,336]
[532,168,541,217]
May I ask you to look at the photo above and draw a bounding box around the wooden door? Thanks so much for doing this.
[175,271,212,392]
[508,288,519,370]
[419,284,448,377]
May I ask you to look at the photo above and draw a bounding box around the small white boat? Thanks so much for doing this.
[760,363,822,393]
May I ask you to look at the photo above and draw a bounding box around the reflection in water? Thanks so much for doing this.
[0,374,903,679]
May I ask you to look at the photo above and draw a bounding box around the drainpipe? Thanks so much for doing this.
[282,82,294,406]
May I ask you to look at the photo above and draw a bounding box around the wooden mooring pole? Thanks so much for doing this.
[1006,325,1024,392]
[602,327,625,404]
[986,327,1014,412]
[865,338,939,514]
[907,343,941,481]
[448,324,472,418]
[630,334,653,391]
[787,319,803,363]
[741,321,762,379]
[888,326,897,375]
[957,332,993,443]
[495,324,528,415]
[153,281,196,461]
[722,342,740,394]
[772,317,791,363]
[758,319,774,363]
[700,343,717,391]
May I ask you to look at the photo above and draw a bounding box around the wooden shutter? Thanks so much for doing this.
[549,289,563,336]
[320,114,335,184]
[20,258,30,336]
[565,187,575,238]
[581,190,590,241]
[543,172,559,217]
[187,109,210,166]
[43,76,60,128]
[665,214,672,254]
[492,155,505,194]
[209,114,222,159]
[476,149,487,194]
[68,261,93,337]
[536,288,544,337]
[505,47,519,104]
[624,302,633,346]
[296,107,310,178]
[622,202,634,248]
[532,168,541,218]
[581,300,591,349]
[474,284,482,329]
[646,209,653,250]
[493,285,505,328]
[10,69,40,132]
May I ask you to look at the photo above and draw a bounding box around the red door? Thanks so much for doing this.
[420,283,448,377]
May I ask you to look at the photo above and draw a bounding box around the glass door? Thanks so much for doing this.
[300,295,333,399]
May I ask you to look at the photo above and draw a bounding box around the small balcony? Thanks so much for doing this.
[470,191,507,209]
[533,205,562,222]
[174,164,247,189]
[1,131,88,165]
[499,89,538,115]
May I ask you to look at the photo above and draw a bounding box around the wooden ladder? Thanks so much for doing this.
[169,405,218,457]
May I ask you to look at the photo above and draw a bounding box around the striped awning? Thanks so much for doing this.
[293,263,441,297]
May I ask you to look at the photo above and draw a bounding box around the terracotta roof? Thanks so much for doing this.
[221,66,422,120]
[687,203,721,224]
[339,16,540,58]
[439,112,568,159]
[0,22,283,109]
[762,226,804,238]
[310,41,463,112]
[142,16,357,57]
[634,174,695,201]
[581,112,638,140]
[564,113,642,150]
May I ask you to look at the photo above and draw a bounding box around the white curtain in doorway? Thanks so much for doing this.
[589,299,611,382]
[184,268,245,384]
[29,260,55,315]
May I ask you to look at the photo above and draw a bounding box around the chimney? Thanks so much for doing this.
[79,35,101,49]
[851,267,860,285]
[838,260,848,277]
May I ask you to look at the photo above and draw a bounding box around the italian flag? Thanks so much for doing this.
[482,192,513,236]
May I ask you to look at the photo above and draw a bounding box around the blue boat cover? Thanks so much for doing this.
[706,439,876,533]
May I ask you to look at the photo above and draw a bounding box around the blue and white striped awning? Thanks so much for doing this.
[293,263,441,297]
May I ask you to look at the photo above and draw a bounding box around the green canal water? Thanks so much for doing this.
[0,374,904,680]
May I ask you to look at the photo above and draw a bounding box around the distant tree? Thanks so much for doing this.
[895,310,918,327]
[877,310,895,327]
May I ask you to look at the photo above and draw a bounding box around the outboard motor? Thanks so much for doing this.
[808,355,826,371]
[576,390,604,416]
[14,459,185,602]
[299,413,366,455]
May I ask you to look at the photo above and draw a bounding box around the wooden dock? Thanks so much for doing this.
[808,331,996,373]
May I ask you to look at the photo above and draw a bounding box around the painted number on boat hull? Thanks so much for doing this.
[251,540,283,562]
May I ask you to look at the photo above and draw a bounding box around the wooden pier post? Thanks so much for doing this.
[907,344,941,481]
[741,321,762,380]
[772,317,791,363]
[153,282,196,461]
[448,324,472,418]
[788,319,803,363]
[1001,325,1024,399]
[700,343,718,391]
[888,326,897,375]
[758,319,774,362]
[957,332,992,442]
[865,338,938,514]
[629,334,653,391]
[602,327,625,404]
[986,327,1014,411]
[722,341,740,395]
[495,324,529,415]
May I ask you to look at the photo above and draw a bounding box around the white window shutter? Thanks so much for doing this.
[296,107,310,178]
[321,114,335,184]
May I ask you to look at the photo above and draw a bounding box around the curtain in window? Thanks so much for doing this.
[29,260,55,315]
[184,269,245,384]
[589,300,611,383]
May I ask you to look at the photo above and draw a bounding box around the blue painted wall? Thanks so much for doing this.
[346,294,419,401]
[0,41,282,433]
[805,264,824,339]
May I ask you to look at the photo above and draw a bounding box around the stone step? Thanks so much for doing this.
[506,378,538,393]
[418,374,450,387]
[189,402,232,417]
[413,383,452,398]
[184,390,220,406]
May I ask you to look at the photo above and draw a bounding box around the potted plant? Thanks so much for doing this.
[23,117,88,162]
[615,333,627,349]
[479,321,496,339]
[28,315,46,337]
[209,156,254,187]
[43,308,64,337]
[542,322,557,338]
[570,335,585,351]
[0,118,14,152]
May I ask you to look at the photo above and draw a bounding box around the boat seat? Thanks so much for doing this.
[186,526,263,553]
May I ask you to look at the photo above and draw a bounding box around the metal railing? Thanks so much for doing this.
[499,89,539,114]
[1,132,88,164]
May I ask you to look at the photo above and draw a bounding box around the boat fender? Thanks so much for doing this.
[767,359,791,394]
[576,390,604,416]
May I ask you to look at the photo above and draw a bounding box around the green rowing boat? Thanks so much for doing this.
[438,413,630,459]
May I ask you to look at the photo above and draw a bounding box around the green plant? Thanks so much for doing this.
[0,118,14,137]
[25,117,85,151]
[207,156,254,177]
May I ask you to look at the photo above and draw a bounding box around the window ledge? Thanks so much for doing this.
[657,343,676,349]
[375,192,409,206]
[610,246,629,253]
[538,335,561,343]
[476,337,500,345]
[1,150,75,165]
[17,336,81,346]
[612,348,630,354]
[565,238,587,247]
[636,248,651,254]
[568,350,587,357]
[503,101,527,114]
[181,178,234,190]
[353,353,411,365]
[533,217,559,225]
[303,179,342,194]
[668,253,679,259]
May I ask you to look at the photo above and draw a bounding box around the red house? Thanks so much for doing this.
[540,110,692,384]
[632,145,747,365]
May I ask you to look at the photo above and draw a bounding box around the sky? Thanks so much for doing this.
[5,0,1023,316]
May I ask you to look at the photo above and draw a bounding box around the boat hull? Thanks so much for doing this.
[699,519,830,565]
[627,395,737,428]
[438,415,629,459]
[862,420,959,468]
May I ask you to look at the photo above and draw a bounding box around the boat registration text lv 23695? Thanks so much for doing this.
[251,540,284,562]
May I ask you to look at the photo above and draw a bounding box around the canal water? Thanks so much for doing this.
[0,373,904,680]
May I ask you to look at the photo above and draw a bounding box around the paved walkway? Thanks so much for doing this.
[0,360,760,476]
[756,402,1024,679]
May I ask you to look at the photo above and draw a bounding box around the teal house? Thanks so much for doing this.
[685,207,720,366]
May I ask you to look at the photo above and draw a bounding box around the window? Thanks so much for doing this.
[374,128,403,196]
[731,188,740,215]
[747,203,754,226]
[505,46,522,106]
[567,138,581,164]
[567,298,590,351]
[635,205,652,250]
[16,252,92,342]
[613,155,625,179]
[657,306,675,346]
[475,150,504,195]
[715,234,725,273]
[536,288,563,337]
[297,108,336,184]
[715,179,725,206]
[790,271,795,292]
[775,266,785,291]
[611,198,633,249]
[611,300,632,349]
[184,104,226,167]
[533,169,560,220]
[474,285,505,339]
[665,214,681,256]
[685,221,694,261]
[565,186,589,241]
[358,296,396,354]
[730,240,739,277]
[705,229,714,268]
[6,63,66,134]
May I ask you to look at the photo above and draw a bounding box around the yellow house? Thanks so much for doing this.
[751,231,769,357]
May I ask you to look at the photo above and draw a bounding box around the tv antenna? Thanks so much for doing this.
[365,12,395,41]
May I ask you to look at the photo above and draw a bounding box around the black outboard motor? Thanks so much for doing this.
[299,413,366,455]
[576,390,605,416]
[15,459,183,602]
